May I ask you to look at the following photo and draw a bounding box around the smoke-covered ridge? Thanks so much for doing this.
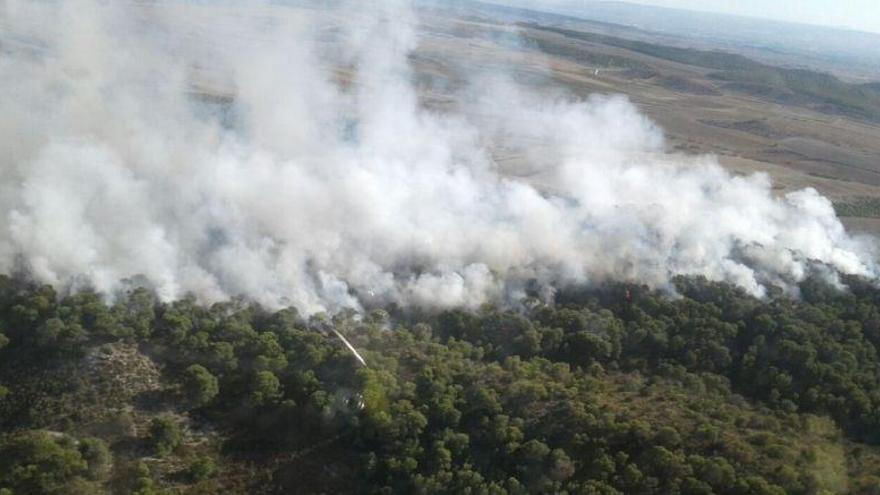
[0,0,875,314]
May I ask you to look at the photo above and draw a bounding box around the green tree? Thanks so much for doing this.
[182,364,219,407]
[131,461,158,495]
[0,431,95,494]
[78,437,111,480]
[148,416,181,457]
[187,456,217,482]
[248,371,282,407]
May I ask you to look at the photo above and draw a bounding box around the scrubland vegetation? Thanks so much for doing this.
[834,197,880,219]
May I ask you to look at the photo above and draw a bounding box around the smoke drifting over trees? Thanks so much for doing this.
[0,0,875,314]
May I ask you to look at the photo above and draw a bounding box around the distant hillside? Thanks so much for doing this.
[525,24,763,71]
[525,23,880,123]
[483,0,880,80]
[709,68,880,122]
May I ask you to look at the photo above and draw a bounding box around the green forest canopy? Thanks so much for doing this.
[1,274,880,493]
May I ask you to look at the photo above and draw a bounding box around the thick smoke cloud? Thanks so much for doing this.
[0,0,875,314]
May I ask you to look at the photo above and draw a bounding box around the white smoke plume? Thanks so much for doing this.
[0,0,875,315]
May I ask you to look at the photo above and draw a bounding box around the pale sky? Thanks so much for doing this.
[627,0,880,34]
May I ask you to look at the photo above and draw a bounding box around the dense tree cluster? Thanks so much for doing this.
[0,274,880,493]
